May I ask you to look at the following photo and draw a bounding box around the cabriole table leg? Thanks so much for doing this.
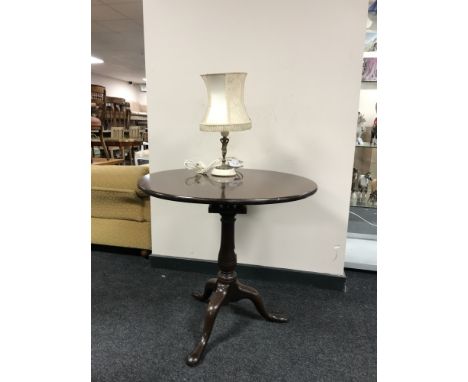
[186,283,228,366]
[192,277,217,302]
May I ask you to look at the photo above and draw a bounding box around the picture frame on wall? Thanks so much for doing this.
[362,57,377,82]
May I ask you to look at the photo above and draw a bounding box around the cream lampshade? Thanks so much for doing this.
[200,72,251,176]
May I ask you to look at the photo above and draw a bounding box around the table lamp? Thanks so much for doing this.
[200,72,252,177]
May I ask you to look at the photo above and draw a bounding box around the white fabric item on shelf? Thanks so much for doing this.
[134,149,150,165]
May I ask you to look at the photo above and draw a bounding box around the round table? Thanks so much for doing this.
[138,169,318,366]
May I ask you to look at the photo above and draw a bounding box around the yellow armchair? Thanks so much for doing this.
[91,165,151,251]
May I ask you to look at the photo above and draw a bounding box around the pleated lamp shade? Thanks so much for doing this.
[200,72,252,132]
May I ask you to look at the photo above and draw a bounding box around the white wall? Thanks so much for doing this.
[143,0,368,276]
[91,73,147,105]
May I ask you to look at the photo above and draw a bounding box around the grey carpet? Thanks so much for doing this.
[92,250,376,382]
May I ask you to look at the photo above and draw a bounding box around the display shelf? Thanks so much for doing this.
[350,198,377,209]
[363,51,377,58]
[345,1,377,272]
[348,206,376,234]
[344,238,377,271]
[356,143,376,148]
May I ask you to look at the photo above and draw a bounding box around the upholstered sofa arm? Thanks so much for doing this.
[91,165,151,222]
[91,165,149,190]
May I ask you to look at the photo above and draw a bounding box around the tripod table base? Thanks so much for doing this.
[186,274,288,367]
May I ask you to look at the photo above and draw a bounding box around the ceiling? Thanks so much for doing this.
[91,0,145,83]
[91,0,375,83]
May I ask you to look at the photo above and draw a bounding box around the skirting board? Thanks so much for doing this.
[149,254,347,291]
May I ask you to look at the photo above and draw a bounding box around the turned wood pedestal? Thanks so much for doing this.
[187,204,287,366]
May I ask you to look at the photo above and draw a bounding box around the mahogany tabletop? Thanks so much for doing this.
[138,169,318,205]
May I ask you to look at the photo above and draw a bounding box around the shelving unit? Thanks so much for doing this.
[129,112,148,139]
[91,85,149,163]
[345,1,377,271]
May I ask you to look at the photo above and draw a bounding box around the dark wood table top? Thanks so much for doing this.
[138,169,317,205]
